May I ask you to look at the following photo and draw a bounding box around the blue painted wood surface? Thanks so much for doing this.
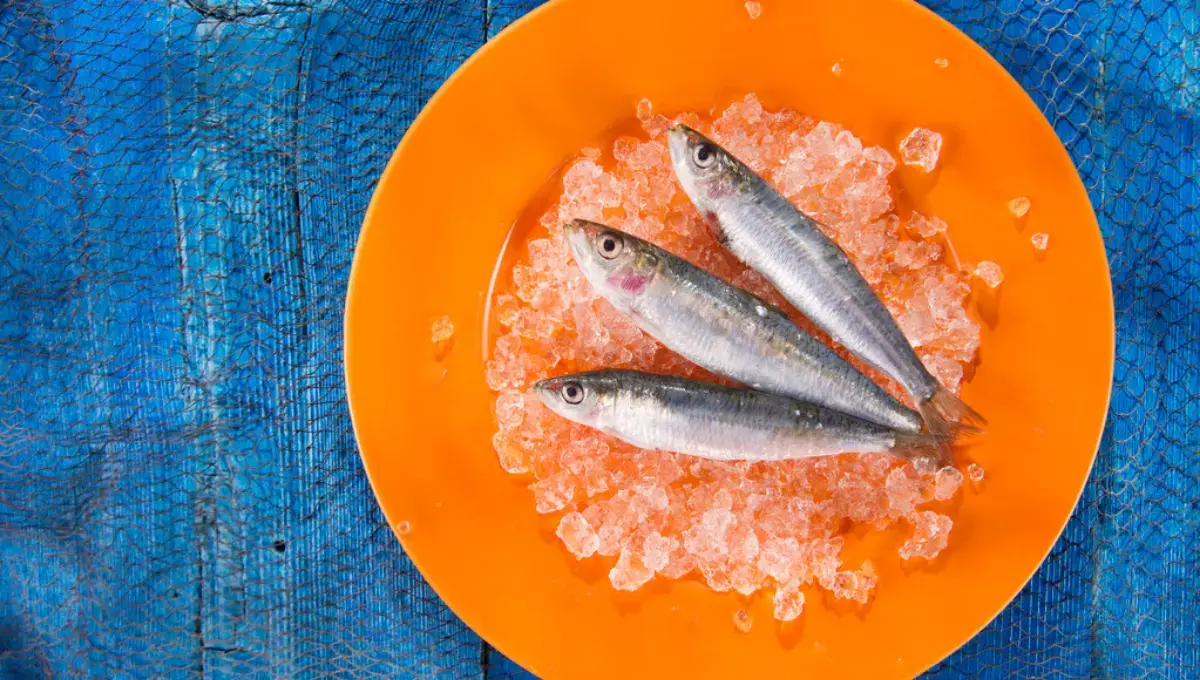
[0,0,1195,677]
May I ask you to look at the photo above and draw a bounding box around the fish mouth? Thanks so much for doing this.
[532,376,579,417]
[562,218,591,236]
[562,219,597,261]
[563,218,606,237]
[666,125,693,167]
[532,377,560,402]
[667,123,702,142]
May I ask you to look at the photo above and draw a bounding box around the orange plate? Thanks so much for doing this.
[345,0,1114,677]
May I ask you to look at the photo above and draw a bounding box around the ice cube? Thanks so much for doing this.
[557,512,599,558]
[757,537,800,582]
[642,532,676,572]
[1031,232,1049,250]
[967,463,985,483]
[974,260,1004,288]
[933,466,964,501]
[899,127,943,172]
[531,475,574,513]
[773,581,806,621]
[909,212,947,239]
[495,391,526,430]
[830,569,871,603]
[636,98,653,122]
[733,609,753,632]
[610,547,655,590]
[1008,196,1031,218]
[886,467,921,517]
[431,315,454,343]
[899,511,953,560]
[493,293,520,327]
[744,1,762,19]
[924,353,964,392]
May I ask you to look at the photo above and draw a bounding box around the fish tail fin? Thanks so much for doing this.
[943,419,985,438]
[891,431,952,466]
[910,388,986,464]
[919,388,987,435]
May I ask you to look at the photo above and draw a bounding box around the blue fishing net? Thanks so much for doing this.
[0,0,1195,677]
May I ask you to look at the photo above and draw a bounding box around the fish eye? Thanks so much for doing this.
[561,381,585,404]
[692,143,716,168]
[598,232,624,259]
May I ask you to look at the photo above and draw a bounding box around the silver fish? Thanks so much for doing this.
[534,370,941,462]
[564,219,921,432]
[667,125,985,441]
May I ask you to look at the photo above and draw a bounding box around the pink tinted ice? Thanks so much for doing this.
[486,95,983,620]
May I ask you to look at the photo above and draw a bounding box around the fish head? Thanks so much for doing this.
[563,219,660,306]
[667,124,740,214]
[533,372,613,427]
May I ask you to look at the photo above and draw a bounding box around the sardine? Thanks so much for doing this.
[564,219,921,432]
[667,125,985,442]
[534,370,942,462]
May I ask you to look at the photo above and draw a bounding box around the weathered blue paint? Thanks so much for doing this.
[0,0,1196,677]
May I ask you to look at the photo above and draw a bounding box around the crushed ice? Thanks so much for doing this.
[487,95,982,619]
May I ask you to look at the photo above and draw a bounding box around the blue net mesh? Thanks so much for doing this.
[0,1,1195,677]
